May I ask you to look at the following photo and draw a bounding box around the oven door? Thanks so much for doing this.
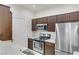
[33,40,44,54]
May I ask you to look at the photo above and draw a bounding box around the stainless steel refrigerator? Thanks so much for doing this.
[55,22,79,55]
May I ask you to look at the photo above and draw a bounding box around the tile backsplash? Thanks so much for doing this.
[31,30,56,40]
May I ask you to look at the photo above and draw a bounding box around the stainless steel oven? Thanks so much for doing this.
[33,40,44,54]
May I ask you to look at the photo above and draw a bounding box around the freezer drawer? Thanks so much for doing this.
[55,49,72,55]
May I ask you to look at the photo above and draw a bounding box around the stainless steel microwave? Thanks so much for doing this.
[36,24,47,30]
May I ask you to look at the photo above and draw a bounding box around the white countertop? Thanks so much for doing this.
[29,36,55,44]
[45,39,55,43]
[28,36,38,39]
[73,51,79,55]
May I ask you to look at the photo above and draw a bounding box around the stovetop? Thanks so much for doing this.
[33,37,49,42]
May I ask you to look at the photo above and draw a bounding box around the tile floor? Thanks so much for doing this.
[0,40,41,55]
[0,41,24,55]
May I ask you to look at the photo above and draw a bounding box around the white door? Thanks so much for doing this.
[13,18,27,47]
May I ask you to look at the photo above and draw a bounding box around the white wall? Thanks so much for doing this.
[34,4,79,18]
[10,5,34,48]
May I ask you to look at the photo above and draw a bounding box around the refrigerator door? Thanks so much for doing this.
[71,22,79,52]
[55,23,72,53]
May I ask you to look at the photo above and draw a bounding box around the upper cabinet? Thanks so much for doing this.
[3,11,12,41]
[37,17,48,24]
[32,11,79,32]
[69,11,79,22]
[32,17,48,31]
[47,16,56,32]
[32,16,56,32]
[32,19,37,31]
[42,17,48,24]
[57,13,69,23]
[0,4,12,41]
[57,11,79,23]
[37,18,43,24]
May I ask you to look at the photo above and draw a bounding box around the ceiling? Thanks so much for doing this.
[14,4,63,12]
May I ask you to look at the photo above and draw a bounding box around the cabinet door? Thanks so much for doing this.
[37,17,48,24]
[2,7,11,41]
[37,18,43,24]
[0,5,3,36]
[48,16,56,32]
[57,13,69,23]
[32,19,37,31]
[28,38,33,50]
[69,11,79,22]
[42,17,48,24]
[4,11,12,41]
[44,42,55,55]
[0,5,4,40]
[0,5,11,41]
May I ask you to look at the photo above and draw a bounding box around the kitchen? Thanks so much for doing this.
[0,4,79,55]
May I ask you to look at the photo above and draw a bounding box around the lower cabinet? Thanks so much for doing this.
[44,42,55,55]
[28,38,33,50]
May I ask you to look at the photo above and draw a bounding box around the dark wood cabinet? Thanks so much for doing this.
[32,17,48,31]
[44,42,55,55]
[57,13,69,23]
[0,4,12,41]
[69,11,79,22]
[32,16,56,32]
[32,11,79,31]
[47,16,56,32]
[42,17,48,24]
[32,19,37,31]
[28,38,33,50]
[2,11,12,41]
[37,18,43,24]
[57,11,79,23]
[37,17,48,24]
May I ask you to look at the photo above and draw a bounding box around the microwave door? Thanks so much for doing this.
[37,26,44,30]
[36,24,47,30]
